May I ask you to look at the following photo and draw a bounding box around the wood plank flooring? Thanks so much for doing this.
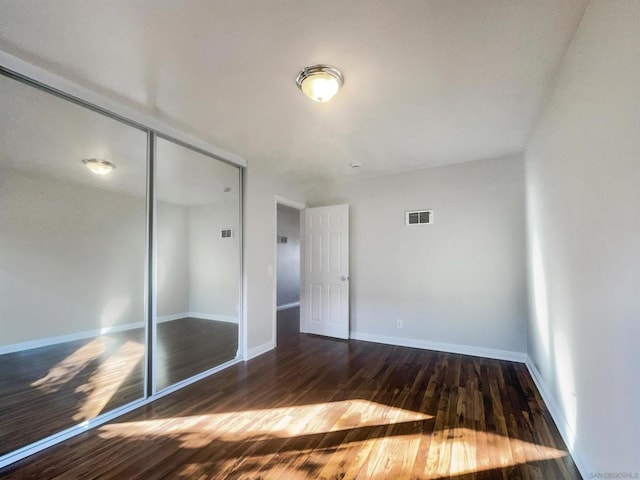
[0,309,580,479]
[0,318,238,455]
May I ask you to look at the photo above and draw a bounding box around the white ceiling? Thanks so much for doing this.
[0,0,588,182]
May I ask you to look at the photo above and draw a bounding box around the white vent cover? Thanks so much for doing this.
[405,210,433,225]
[221,229,233,239]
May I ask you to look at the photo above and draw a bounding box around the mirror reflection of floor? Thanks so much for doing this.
[0,318,238,455]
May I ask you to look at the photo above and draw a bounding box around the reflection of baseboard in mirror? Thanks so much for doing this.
[0,313,240,355]
[0,322,145,355]
[157,313,239,323]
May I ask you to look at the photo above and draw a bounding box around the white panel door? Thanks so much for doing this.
[302,204,349,339]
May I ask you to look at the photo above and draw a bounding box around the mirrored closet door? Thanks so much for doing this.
[0,68,243,461]
[155,137,241,391]
[0,73,148,454]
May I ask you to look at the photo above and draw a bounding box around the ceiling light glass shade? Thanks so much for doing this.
[82,158,115,175]
[296,65,344,103]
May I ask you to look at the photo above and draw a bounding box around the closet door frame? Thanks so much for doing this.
[0,59,245,469]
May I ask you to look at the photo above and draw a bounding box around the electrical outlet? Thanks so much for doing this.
[396,319,403,329]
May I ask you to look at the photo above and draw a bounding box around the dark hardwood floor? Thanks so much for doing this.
[155,318,238,390]
[0,318,238,455]
[0,308,580,479]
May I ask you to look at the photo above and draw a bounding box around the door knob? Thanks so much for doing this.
[341,276,349,281]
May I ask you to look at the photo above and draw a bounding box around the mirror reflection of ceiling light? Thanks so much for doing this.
[296,64,344,103]
[82,158,115,175]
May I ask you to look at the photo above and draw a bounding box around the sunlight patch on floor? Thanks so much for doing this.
[440,428,567,477]
[30,337,113,393]
[99,401,569,478]
[172,428,568,480]
[73,340,144,421]
[100,399,432,447]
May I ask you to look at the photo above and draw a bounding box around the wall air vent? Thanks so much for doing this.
[405,210,433,225]
[221,229,233,239]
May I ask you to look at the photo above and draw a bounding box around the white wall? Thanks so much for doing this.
[0,169,146,345]
[0,168,239,346]
[276,204,300,307]
[244,163,306,355]
[156,201,190,318]
[188,201,240,319]
[525,0,640,473]
[305,155,527,354]
[158,199,241,322]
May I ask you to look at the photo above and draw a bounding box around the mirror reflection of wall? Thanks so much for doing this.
[155,137,240,391]
[0,74,147,454]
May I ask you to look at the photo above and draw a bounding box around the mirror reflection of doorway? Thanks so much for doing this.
[276,203,301,344]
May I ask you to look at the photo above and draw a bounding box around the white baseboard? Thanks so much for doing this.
[349,331,527,363]
[157,312,239,324]
[525,357,590,478]
[1,314,239,355]
[0,322,144,355]
[245,341,275,361]
[276,301,300,311]
[189,312,239,323]
[156,313,185,323]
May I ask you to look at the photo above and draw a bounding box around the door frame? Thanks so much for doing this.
[273,196,306,347]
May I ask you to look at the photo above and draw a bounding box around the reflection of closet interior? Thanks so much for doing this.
[0,70,242,460]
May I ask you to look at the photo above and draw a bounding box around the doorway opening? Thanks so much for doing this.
[275,202,302,345]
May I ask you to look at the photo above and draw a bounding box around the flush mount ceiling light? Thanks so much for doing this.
[82,158,115,175]
[296,64,344,103]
